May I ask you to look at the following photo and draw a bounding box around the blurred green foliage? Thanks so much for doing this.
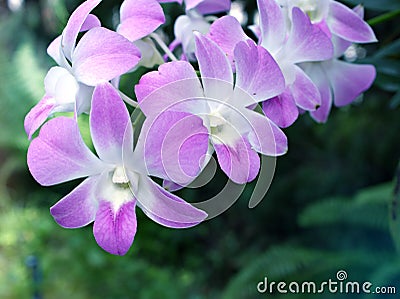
[0,0,399,298]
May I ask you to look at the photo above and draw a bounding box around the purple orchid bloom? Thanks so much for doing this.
[136,34,287,184]
[170,0,231,61]
[207,0,334,128]
[279,0,377,43]
[24,0,140,139]
[27,82,207,255]
[300,5,376,122]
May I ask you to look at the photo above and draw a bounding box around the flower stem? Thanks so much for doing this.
[368,9,400,26]
[119,91,138,108]
[149,33,178,62]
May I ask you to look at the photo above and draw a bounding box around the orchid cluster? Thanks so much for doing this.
[25,0,377,255]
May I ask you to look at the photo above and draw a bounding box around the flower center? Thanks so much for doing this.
[297,0,318,15]
[206,110,240,146]
[208,110,225,127]
[112,166,130,186]
[290,0,329,22]
[207,110,226,135]
[102,167,140,211]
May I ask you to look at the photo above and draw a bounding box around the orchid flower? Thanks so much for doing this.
[136,34,287,184]
[278,0,377,43]
[207,0,334,128]
[170,0,231,61]
[27,82,207,255]
[24,0,140,139]
[300,5,376,122]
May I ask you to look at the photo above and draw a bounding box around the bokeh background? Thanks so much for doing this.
[0,0,399,298]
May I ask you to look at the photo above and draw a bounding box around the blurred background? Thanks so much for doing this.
[0,0,399,298]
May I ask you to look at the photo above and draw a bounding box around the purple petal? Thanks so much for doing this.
[50,176,99,228]
[44,67,79,109]
[24,95,55,139]
[157,0,183,3]
[141,111,209,185]
[90,83,132,164]
[81,14,101,31]
[314,19,332,38]
[332,34,352,58]
[163,180,184,192]
[214,138,260,184]
[207,16,248,68]
[243,109,288,156]
[136,175,207,227]
[325,59,376,107]
[194,34,234,99]
[257,0,286,53]
[118,0,165,42]
[27,117,102,186]
[234,40,285,102]
[290,66,321,111]
[62,0,101,61]
[186,0,230,14]
[48,15,100,67]
[184,0,202,10]
[194,33,233,82]
[262,90,299,128]
[93,200,137,255]
[352,4,365,18]
[249,25,261,40]
[332,5,365,58]
[301,62,332,123]
[328,1,377,43]
[311,79,332,123]
[284,7,333,63]
[47,36,69,68]
[135,61,204,116]
[72,27,141,86]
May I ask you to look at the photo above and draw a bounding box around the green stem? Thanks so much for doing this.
[149,33,178,62]
[368,9,400,26]
[119,91,138,108]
